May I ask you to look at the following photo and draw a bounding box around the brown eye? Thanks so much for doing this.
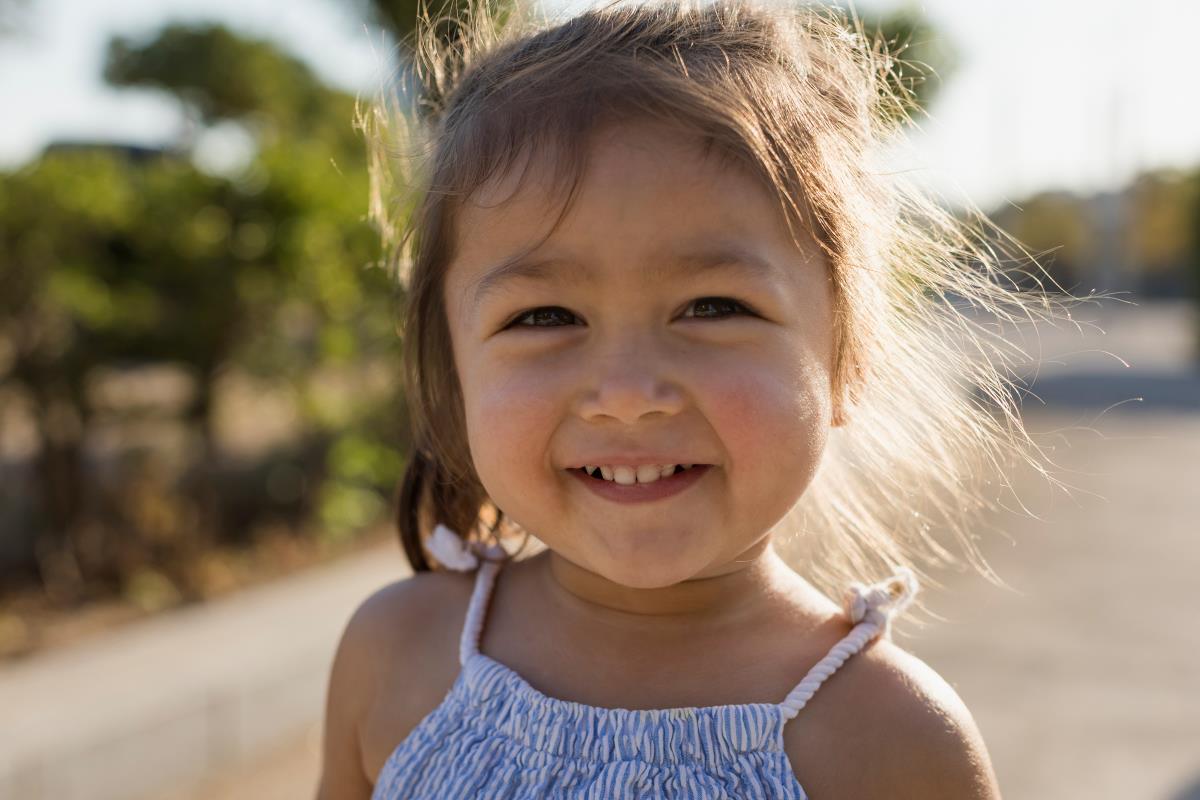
[683,297,753,319]
[506,306,579,329]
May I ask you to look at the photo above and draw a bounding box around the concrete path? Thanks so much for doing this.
[0,540,409,800]
[150,722,323,800]
[901,409,1200,800]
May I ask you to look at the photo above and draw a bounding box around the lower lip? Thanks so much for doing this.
[568,465,711,504]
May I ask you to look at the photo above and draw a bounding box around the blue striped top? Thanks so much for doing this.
[371,557,918,799]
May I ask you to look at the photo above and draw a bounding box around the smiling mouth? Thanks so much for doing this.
[574,464,704,484]
[567,463,712,504]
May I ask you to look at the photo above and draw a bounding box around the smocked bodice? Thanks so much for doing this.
[370,534,918,799]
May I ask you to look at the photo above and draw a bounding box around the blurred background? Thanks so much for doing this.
[0,0,1196,798]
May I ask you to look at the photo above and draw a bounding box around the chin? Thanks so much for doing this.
[590,540,714,589]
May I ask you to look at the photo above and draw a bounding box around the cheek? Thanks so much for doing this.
[463,356,564,480]
[708,347,831,487]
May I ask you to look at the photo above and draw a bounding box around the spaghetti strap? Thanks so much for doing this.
[459,557,504,665]
[779,567,919,721]
[424,523,509,666]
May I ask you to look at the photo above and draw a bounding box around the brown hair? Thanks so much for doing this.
[361,0,1081,594]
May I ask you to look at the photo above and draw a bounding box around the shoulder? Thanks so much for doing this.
[852,640,1001,798]
[344,567,478,722]
[786,637,1001,800]
[348,568,478,647]
[318,568,477,797]
[332,567,477,693]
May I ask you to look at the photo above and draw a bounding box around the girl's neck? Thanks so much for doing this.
[533,538,825,634]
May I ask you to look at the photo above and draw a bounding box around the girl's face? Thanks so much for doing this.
[443,120,838,589]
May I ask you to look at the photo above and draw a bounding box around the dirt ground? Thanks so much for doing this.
[161,407,1200,800]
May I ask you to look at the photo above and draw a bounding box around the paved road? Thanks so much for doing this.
[902,409,1200,800]
[168,406,1200,800]
[151,722,322,800]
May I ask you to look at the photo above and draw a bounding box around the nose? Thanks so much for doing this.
[573,344,686,425]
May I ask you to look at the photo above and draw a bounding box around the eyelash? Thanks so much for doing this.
[503,297,756,330]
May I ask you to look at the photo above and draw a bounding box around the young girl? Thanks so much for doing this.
[320,0,1066,796]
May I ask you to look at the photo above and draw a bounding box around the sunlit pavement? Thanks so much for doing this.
[147,721,322,800]
[0,538,405,800]
[903,409,1200,800]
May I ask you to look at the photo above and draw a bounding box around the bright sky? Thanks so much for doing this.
[2,0,1197,210]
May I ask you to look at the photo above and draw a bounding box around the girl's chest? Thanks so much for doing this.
[359,624,859,794]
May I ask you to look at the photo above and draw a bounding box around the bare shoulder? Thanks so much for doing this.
[317,568,476,799]
[347,568,478,654]
[852,640,1001,798]
[786,637,1002,800]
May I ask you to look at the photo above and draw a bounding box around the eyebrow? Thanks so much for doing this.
[469,243,780,311]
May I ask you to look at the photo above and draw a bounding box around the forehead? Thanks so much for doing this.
[444,120,822,310]
[454,120,782,241]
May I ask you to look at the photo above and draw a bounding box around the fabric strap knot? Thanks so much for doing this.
[428,523,506,571]
[843,566,919,638]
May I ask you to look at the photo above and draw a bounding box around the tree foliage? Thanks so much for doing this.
[0,22,407,605]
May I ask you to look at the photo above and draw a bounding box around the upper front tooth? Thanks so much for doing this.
[612,466,637,485]
[598,465,675,484]
[635,465,661,484]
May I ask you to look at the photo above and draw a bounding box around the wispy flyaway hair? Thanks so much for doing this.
[359,0,1081,598]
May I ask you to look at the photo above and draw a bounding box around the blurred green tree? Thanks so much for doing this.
[105,23,364,156]
[1189,169,1200,359]
[2,152,243,572]
[1126,170,1198,297]
[0,23,405,600]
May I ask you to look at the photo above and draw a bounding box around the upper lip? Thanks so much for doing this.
[566,457,710,469]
